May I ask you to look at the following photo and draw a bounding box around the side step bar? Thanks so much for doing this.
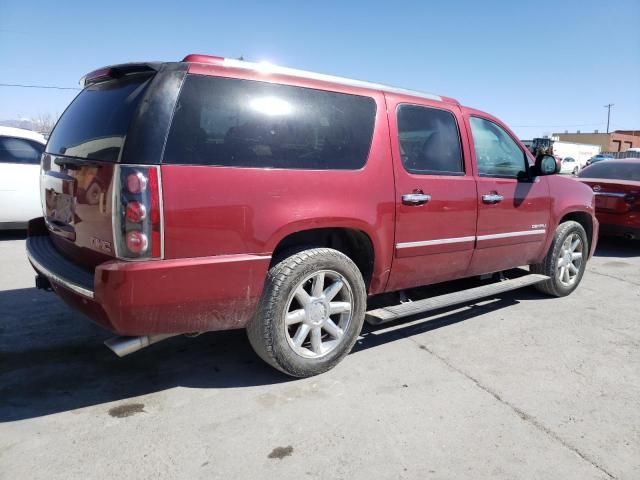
[366,273,549,325]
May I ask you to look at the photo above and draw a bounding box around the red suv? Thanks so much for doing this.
[27,54,598,377]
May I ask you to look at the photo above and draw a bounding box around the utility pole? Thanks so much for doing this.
[604,103,614,133]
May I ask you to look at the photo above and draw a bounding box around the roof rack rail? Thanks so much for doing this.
[182,53,456,104]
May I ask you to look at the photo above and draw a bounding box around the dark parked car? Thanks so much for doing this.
[585,153,614,167]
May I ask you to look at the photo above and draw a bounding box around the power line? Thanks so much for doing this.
[0,83,80,91]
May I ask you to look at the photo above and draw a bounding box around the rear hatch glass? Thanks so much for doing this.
[47,74,152,162]
[42,73,153,267]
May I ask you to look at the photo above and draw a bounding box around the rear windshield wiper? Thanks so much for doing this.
[53,157,104,170]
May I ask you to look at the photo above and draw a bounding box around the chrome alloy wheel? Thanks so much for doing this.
[284,270,353,359]
[556,233,584,287]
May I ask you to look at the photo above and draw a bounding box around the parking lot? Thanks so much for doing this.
[0,232,638,479]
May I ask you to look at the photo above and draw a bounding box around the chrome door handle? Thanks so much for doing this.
[402,193,432,206]
[482,193,504,204]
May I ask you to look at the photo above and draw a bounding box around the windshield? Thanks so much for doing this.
[578,162,640,181]
[47,74,152,162]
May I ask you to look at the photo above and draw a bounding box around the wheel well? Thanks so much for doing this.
[559,212,593,251]
[271,228,375,287]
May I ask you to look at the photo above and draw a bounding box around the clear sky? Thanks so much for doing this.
[1,0,638,139]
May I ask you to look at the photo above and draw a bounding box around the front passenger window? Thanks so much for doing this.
[469,117,526,178]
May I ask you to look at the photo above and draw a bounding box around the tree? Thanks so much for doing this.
[32,112,58,135]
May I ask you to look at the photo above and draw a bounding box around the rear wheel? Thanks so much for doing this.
[247,248,366,377]
[572,166,579,175]
[531,221,588,296]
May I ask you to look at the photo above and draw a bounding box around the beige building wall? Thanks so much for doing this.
[552,132,640,152]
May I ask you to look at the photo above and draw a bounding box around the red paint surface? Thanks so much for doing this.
[577,177,640,237]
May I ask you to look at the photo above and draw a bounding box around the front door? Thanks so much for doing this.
[465,115,551,276]
[386,97,478,291]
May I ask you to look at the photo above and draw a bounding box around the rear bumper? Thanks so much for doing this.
[26,227,271,336]
[596,212,640,239]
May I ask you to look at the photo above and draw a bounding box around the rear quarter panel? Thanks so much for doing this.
[160,88,396,294]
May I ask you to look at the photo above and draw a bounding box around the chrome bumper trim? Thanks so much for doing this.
[27,248,95,299]
[396,235,476,249]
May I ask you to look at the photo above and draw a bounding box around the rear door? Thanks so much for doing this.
[386,95,477,291]
[465,115,551,276]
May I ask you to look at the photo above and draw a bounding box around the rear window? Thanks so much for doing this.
[578,162,640,181]
[163,75,376,169]
[47,74,152,161]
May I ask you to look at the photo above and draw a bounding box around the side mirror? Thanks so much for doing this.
[533,154,558,176]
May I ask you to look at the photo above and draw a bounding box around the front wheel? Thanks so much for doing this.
[247,248,366,377]
[531,221,588,297]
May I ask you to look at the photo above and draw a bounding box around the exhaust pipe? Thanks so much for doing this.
[104,334,178,357]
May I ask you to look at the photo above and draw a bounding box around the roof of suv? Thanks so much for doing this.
[182,54,460,105]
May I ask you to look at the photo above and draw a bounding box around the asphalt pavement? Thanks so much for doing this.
[0,232,638,479]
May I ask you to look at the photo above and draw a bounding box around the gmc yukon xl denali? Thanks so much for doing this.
[26,54,598,377]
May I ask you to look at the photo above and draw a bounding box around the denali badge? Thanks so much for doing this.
[90,236,113,254]
[531,224,546,229]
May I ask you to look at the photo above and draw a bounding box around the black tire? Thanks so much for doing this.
[531,221,588,297]
[247,248,366,377]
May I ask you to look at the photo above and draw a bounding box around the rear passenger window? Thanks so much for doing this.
[163,75,377,169]
[396,104,464,175]
[0,137,44,165]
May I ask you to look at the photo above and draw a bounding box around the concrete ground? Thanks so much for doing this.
[0,232,638,479]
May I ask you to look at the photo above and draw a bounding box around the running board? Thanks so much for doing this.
[365,273,549,325]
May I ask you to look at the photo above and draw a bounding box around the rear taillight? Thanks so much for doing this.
[113,165,163,260]
[125,201,147,223]
[126,171,148,194]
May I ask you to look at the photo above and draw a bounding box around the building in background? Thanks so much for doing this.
[552,130,640,153]
[551,141,600,168]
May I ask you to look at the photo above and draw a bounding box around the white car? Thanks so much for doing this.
[0,126,46,229]
[559,156,580,175]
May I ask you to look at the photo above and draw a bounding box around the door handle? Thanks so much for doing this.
[402,193,432,206]
[482,193,504,204]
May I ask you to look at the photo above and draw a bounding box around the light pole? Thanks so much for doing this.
[604,103,614,133]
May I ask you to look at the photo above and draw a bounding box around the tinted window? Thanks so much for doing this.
[0,137,44,164]
[469,117,526,177]
[578,162,640,181]
[163,75,376,169]
[47,74,152,161]
[396,105,463,174]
